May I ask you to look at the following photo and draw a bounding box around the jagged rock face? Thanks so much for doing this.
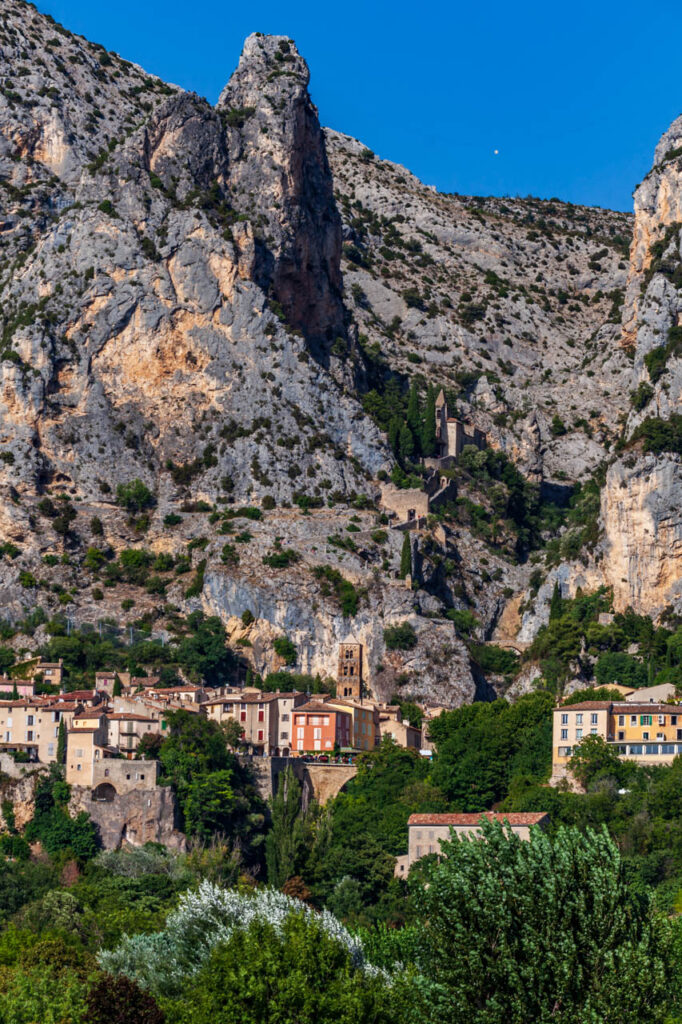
[566,115,682,620]
[0,4,388,509]
[325,130,634,484]
[597,456,682,614]
[218,35,344,351]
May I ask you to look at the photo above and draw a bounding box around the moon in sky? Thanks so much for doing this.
[494,149,499,155]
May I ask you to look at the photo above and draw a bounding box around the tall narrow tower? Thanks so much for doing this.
[337,643,363,699]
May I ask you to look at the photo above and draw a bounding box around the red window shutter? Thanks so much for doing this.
[258,710,264,722]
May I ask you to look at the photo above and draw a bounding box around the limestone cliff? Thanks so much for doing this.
[552,113,682,620]
[0,0,649,703]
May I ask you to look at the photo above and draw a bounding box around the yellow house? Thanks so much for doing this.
[552,700,682,783]
[324,698,379,751]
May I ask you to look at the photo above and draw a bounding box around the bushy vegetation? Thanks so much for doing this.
[524,586,682,692]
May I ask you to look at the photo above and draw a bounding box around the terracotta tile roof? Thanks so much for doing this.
[106,712,155,722]
[408,812,549,826]
[63,690,99,700]
[616,703,681,714]
[295,701,351,714]
[143,685,203,695]
[559,701,681,714]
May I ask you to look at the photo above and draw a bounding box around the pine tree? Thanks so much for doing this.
[549,581,563,621]
[422,383,437,456]
[400,533,412,579]
[56,717,67,764]
[265,766,306,888]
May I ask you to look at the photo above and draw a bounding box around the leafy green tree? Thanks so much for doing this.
[413,822,673,1024]
[222,718,244,751]
[183,771,237,842]
[266,767,306,888]
[428,692,553,810]
[116,479,155,514]
[273,636,297,666]
[383,622,417,650]
[569,734,626,789]
[167,909,393,1024]
[399,533,412,579]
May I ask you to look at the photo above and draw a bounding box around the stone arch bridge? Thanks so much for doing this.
[241,756,357,807]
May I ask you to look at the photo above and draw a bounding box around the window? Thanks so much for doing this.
[575,713,583,725]
[281,714,289,722]
[258,710,264,722]
[27,715,33,726]
[75,747,83,758]
[280,732,288,740]
[297,740,303,751]
[558,746,572,756]
[26,730,33,741]
[323,716,330,726]
[76,764,81,771]
[560,729,568,740]
[575,729,583,741]
[257,730,264,742]
[640,715,652,726]
[590,713,598,725]
[104,768,110,777]
[617,731,625,741]
[658,715,666,725]
[618,715,625,726]
[630,716,637,726]
[325,740,332,749]
[672,715,678,725]
[313,728,321,739]
[643,732,650,740]
[561,713,568,725]
[295,716,305,725]
[240,710,247,722]
[590,727,597,735]
[47,743,54,756]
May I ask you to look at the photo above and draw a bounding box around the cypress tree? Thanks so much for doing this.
[265,766,306,888]
[406,380,421,456]
[112,677,122,697]
[56,717,67,764]
[388,416,401,456]
[399,423,415,463]
[11,683,18,700]
[422,383,437,457]
[400,533,412,579]
[549,581,563,622]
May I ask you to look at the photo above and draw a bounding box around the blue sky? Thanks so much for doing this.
[38,0,682,212]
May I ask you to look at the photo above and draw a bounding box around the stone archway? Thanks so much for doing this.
[92,782,117,802]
